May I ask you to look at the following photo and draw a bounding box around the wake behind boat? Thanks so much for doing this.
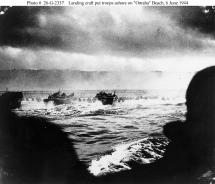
[44,90,74,105]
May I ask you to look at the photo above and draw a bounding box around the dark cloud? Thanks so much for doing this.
[0,7,98,53]
[156,6,215,36]
[178,7,215,35]
[0,7,65,48]
[0,6,215,58]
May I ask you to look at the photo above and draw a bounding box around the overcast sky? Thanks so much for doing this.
[0,6,215,72]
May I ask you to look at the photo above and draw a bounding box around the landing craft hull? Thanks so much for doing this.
[95,91,118,105]
[43,98,72,105]
[53,98,72,105]
[100,97,117,105]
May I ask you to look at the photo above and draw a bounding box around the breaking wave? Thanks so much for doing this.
[88,136,169,176]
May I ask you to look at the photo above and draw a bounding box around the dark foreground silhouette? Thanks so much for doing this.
[95,66,215,184]
[0,66,215,184]
[0,92,90,184]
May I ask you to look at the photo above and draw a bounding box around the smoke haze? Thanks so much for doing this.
[0,7,215,89]
[0,69,194,90]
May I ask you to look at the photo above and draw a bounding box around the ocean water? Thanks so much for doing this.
[15,89,186,176]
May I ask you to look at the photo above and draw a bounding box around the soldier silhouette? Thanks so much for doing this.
[1,66,215,184]
[96,66,215,184]
[0,92,90,184]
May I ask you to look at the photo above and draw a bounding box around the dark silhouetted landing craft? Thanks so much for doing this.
[95,91,118,105]
[44,90,74,105]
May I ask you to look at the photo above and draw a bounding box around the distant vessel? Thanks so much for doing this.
[95,91,118,105]
[0,91,23,109]
[44,90,74,105]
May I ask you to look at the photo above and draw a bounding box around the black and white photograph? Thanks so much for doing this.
[0,5,214,184]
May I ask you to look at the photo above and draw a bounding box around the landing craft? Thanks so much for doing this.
[95,91,118,105]
[43,90,74,105]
